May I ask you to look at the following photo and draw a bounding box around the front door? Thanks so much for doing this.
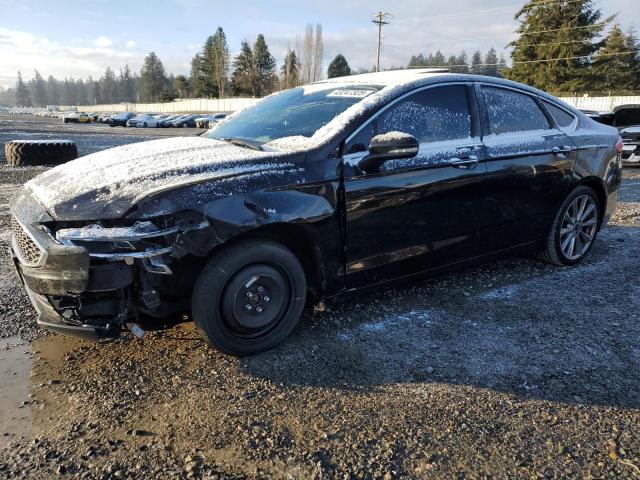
[342,84,487,289]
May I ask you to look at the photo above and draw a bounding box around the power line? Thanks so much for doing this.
[383,21,611,47]
[373,12,390,72]
[397,50,636,69]
[391,0,588,23]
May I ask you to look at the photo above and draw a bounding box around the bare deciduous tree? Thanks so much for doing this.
[299,23,323,84]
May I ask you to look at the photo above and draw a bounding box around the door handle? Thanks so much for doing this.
[552,145,573,155]
[450,155,479,168]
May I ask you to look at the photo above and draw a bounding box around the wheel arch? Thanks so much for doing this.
[206,222,326,300]
[576,176,607,229]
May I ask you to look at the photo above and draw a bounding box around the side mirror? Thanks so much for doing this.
[358,132,419,173]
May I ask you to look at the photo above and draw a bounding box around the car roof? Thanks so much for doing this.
[313,68,570,107]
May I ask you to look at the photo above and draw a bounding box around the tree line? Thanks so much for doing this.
[1,24,336,107]
[407,48,507,77]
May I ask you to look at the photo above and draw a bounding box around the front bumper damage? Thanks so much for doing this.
[9,193,206,341]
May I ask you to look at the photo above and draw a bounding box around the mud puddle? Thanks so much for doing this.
[0,335,86,446]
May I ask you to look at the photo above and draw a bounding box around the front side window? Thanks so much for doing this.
[378,85,472,143]
[482,87,550,134]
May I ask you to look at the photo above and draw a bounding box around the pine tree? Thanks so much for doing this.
[483,48,500,77]
[327,54,351,78]
[281,49,301,88]
[140,52,167,102]
[230,40,255,96]
[433,50,446,66]
[46,75,59,105]
[624,29,640,90]
[408,53,426,68]
[119,65,135,102]
[253,34,277,96]
[591,25,639,94]
[173,75,189,98]
[454,50,469,73]
[189,53,208,97]
[470,51,483,74]
[31,70,47,107]
[212,27,230,97]
[15,71,32,107]
[506,0,612,93]
[498,54,508,78]
[201,36,220,97]
[101,67,118,103]
[76,79,88,105]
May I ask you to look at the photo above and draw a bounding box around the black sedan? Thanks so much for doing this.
[108,112,136,127]
[171,114,200,128]
[10,69,622,356]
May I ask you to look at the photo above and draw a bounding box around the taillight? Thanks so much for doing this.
[615,136,624,153]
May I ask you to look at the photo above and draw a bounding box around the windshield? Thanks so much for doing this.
[614,108,640,128]
[203,84,381,145]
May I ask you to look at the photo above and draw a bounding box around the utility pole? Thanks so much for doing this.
[372,12,389,72]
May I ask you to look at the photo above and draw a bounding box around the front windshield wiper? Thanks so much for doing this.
[218,137,264,151]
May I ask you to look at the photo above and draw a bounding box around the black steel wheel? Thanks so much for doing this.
[538,185,600,266]
[192,240,307,356]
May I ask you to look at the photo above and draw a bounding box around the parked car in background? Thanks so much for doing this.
[97,113,113,124]
[195,114,228,128]
[109,112,136,127]
[581,109,615,126]
[158,114,182,127]
[126,114,161,128]
[9,69,623,356]
[63,112,90,124]
[172,114,200,128]
[87,113,99,122]
[612,104,640,166]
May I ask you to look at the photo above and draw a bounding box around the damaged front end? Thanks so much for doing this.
[9,199,210,341]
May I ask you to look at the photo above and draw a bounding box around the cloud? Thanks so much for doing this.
[125,40,136,49]
[0,28,135,84]
[94,36,113,48]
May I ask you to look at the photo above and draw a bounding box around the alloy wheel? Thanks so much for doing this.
[559,194,598,260]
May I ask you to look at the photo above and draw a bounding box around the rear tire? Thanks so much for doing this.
[192,240,307,356]
[538,185,600,266]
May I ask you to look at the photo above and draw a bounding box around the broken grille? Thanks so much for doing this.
[11,216,44,266]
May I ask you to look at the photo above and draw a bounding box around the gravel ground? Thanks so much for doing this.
[0,114,639,479]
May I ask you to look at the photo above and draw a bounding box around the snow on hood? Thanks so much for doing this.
[26,136,293,219]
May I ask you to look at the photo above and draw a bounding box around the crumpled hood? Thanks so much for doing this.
[25,136,295,220]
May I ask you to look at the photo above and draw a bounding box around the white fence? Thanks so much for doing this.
[559,96,640,111]
[47,95,640,115]
[61,97,260,114]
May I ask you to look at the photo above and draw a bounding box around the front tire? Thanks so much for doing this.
[192,240,307,356]
[538,185,600,266]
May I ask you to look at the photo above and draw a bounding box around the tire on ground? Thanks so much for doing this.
[537,185,600,266]
[192,239,307,356]
[4,140,78,167]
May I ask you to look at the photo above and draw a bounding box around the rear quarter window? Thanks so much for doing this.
[544,101,576,129]
[482,87,550,134]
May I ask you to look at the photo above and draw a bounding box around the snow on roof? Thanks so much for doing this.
[315,68,452,87]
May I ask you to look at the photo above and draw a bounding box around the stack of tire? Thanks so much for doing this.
[4,140,78,167]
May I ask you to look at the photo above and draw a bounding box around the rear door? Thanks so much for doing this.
[477,85,574,251]
[342,83,487,288]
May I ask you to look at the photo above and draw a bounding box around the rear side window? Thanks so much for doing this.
[378,85,472,143]
[482,87,550,134]
[544,101,576,129]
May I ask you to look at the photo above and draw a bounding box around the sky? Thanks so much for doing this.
[0,0,637,90]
